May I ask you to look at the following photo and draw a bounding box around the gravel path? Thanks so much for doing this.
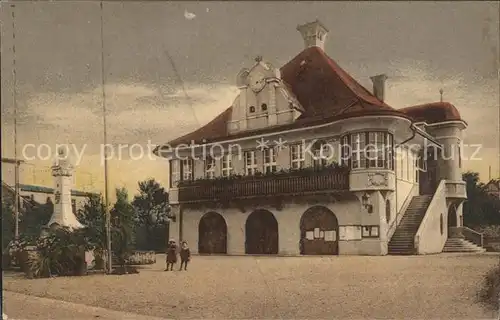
[3,253,499,319]
[3,291,168,320]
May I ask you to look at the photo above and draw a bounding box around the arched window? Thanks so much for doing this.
[385,199,391,223]
[249,106,255,113]
[261,103,268,111]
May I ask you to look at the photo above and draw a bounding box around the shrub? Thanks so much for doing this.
[27,227,90,278]
[479,262,500,311]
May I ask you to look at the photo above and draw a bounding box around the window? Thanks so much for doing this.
[351,133,366,169]
[263,147,277,174]
[261,103,268,111]
[249,106,255,113]
[205,156,216,179]
[367,132,385,168]
[362,226,379,238]
[415,158,419,183]
[290,144,305,169]
[71,199,77,214]
[221,154,233,177]
[458,143,462,168]
[342,132,394,170]
[440,214,444,235]
[244,151,257,175]
[385,200,391,223]
[386,134,394,170]
[169,160,181,188]
[341,135,350,167]
[312,141,328,168]
[181,159,194,181]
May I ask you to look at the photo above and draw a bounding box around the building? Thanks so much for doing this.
[1,181,95,214]
[155,20,481,255]
[485,179,500,199]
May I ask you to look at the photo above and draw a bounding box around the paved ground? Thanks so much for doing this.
[3,253,499,319]
[3,291,167,320]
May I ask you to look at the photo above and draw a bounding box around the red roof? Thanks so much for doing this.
[280,46,395,117]
[159,46,458,150]
[399,102,463,124]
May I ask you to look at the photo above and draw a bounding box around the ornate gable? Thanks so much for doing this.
[228,56,303,134]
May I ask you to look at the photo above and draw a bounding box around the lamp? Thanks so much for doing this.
[361,192,373,213]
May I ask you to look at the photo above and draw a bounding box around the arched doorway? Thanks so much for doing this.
[245,210,278,254]
[448,204,458,228]
[198,212,227,254]
[300,206,339,255]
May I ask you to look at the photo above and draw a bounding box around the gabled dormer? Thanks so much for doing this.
[228,56,303,134]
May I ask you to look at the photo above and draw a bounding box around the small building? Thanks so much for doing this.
[155,20,477,255]
[1,181,96,214]
[19,184,95,213]
[485,179,500,199]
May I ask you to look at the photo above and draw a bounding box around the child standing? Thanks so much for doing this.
[179,241,191,271]
[165,239,178,271]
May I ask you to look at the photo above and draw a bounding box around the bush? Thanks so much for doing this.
[479,263,500,311]
[125,251,156,265]
[26,227,90,278]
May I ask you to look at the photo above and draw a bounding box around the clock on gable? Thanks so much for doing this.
[249,71,266,93]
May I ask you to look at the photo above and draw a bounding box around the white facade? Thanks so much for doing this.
[157,20,468,256]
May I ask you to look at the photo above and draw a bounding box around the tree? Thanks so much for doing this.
[111,188,135,270]
[76,193,106,268]
[131,179,170,251]
[2,201,15,251]
[20,197,52,237]
[463,171,500,226]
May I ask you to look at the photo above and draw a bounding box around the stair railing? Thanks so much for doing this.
[462,226,483,247]
[414,179,447,254]
[387,184,418,240]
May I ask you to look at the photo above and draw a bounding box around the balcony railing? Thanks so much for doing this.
[178,167,350,203]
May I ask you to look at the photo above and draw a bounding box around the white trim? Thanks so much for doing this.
[170,159,181,187]
[433,135,462,140]
[204,156,216,179]
[221,154,233,177]
[263,147,277,173]
[290,144,305,169]
[158,115,413,153]
[425,120,467,128]
[244,151,257,175]
[181,159,193,181]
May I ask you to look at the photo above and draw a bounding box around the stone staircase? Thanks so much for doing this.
[442,238,486,253]
[388,195,433,255]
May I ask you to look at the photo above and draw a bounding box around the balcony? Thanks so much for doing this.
[178,167,350,203]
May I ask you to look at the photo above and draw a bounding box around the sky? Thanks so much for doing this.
[1,1,499,201]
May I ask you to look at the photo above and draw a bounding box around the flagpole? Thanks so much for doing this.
[99,0,112,274]
[11,4,20,240]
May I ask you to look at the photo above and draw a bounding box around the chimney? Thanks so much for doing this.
[296,20,329,51]
[370,74,388,102]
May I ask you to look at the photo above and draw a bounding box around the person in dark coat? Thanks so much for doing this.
[165,239,178,271]
[179,241,191,271]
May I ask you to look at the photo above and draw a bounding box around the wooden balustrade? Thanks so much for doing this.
[178,169,350,203]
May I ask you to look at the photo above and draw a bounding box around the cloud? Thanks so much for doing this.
[2,82,238,155]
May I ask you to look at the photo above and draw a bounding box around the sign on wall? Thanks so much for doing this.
[339,226,362,240]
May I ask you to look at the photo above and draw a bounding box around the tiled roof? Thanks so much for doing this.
[157,46,461,150]
[18,184,97,197]
[399,102,464,125]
